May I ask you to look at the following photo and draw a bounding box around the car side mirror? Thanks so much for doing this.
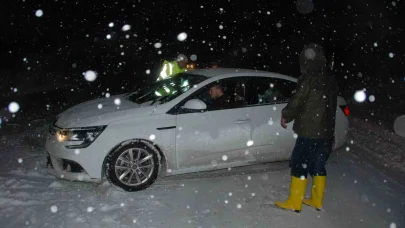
[183,99,207,110]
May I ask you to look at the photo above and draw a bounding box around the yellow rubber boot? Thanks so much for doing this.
[303,176,326,210]
[275,176,307,212]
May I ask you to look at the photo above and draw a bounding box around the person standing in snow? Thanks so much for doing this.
[156,54,188,81]
[275,44,338,212]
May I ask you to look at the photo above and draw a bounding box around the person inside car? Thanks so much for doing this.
[258,82,280,103]
[208,83,231,110]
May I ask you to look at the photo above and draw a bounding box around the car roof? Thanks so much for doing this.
[187,68,297,82]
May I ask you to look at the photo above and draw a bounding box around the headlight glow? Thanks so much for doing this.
[55,126,107,149]
[56,129,72,142]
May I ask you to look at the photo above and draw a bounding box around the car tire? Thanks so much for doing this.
[105,141,161,192]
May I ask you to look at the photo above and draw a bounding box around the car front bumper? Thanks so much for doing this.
[45,129,103,183]
[45,151,101,183]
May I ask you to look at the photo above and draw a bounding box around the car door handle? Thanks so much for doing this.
[234,119,251,124]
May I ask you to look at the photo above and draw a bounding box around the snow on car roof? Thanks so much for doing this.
[187,68,297,82]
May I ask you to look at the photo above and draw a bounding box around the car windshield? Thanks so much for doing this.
[125,73,208,105]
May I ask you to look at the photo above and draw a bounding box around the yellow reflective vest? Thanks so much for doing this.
[157,60,186,81]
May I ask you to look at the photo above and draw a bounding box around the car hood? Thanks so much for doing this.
[55,94,155,128]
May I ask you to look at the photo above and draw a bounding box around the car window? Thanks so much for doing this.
[125,73,208,105]
[182,76,250,112]
[247,77,296,105]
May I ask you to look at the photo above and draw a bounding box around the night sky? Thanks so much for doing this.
[1,0,404,96]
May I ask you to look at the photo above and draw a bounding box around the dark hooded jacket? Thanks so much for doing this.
[282,44,338,139]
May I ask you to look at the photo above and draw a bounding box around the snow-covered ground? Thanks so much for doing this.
[0,123,404,228]
[348,117,405,183]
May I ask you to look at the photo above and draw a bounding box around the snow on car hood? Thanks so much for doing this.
[55,94,155,128]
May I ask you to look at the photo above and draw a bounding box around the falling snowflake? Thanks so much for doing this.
[302,163,307,169]
[154,43,162,48]
[237,204,242,209]
[373,42,378,47]
[150,195,155,199]
[84,70,97,81]
[190,54,197,61]
[387,208,391,213]
[120,203,125,207]
[133,219,137,223]
[293,134,298,139]
[106,34,111,39]
[35,9,43,17]
[346,147,350,152]
[106,93,111,98]
[114,98,121,105]
[225,200,228,204]
[246,140,254,147]
[222,155,228,161]
[98,104,103,109]
[273,106,277,111]
[8,102,20,113]
[389,53,394,58]
[122,24,131,31]
[18,158,23,164]
[50,205,58,213]
[74,149,80,155]
[354,90,366,102]
[149,134,156,140]
[219,25,224,29]
[108,22,114,27]
[177,32,188,41]
[296,0,314,14]
[390,223,396,228]
[87,207,94,212]
[369,95,375,102]
[300,175,305,180]
[247,176,251,180]
[276,23,282,28]
[229,192,233,196]
[13,88,18,92]
[268,119,274,125]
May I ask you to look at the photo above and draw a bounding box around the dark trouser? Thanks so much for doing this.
[289,137,332,178]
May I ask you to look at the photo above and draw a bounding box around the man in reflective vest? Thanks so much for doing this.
[157,54,188,81]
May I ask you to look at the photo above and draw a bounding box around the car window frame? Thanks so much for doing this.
[244,76,297,107]
[167,76,253,115]
[125,73,208,105]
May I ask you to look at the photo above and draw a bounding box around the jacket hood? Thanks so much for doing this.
[299,43,327,76]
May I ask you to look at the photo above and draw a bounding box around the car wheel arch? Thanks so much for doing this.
[101,138,168,179]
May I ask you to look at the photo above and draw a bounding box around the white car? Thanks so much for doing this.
[45,68,349,191]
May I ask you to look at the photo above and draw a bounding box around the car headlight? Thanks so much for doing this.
[56,125,107,149]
